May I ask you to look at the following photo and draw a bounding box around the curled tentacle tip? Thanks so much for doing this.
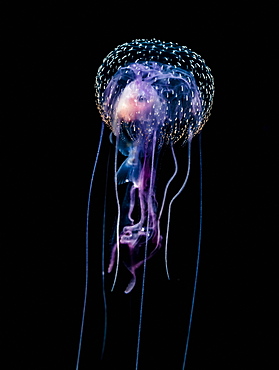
[124,276,136,294]
[108,263,113,274]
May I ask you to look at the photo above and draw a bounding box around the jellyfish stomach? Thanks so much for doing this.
[115,78,161,124]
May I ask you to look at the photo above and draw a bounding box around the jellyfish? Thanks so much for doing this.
[95,39,214,293]
[76,39,214,370]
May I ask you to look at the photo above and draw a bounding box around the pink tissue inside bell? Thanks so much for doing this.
[115,79,160,122]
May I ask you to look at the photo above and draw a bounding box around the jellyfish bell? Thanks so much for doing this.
[96,42,214,145]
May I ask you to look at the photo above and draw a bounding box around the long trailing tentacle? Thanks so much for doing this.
[164,131,193,279]
[110,134,121,291]
[100,144,111,359]
[76,122,104,370]
[156,143,178,248]
[135,130,157,370]
[182,133,203,369]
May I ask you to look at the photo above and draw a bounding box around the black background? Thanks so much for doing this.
[5,3,277,370]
